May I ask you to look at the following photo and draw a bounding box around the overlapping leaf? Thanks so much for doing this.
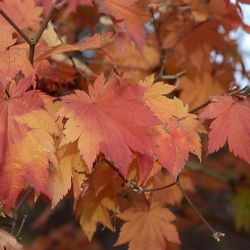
[0,33,35,88]
[141,75,206,179]
[114,202,180,250]
[35,32,114,61]
[0,76,59,211]
[200,94,250,164]
[58,73,160,178]
[49,139,89,208]
[0,0,43,33]
[76,188,116,241]
[93,0,151,53]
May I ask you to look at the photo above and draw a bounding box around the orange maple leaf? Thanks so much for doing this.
[76,187,116,241]
[35,32,114,62]
[0,0,43,33]
[0,33,35,88]
[93,0,151,53]
[49,140,89,208]
[178,62,232,110]
[0,76,59,212]
[58,73,160,178]
[115,202,180,250]
[161,16,226,70]
[200,94,250,165]
[141,75,206,179]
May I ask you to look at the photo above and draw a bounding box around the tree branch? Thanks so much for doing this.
[10,188,34,235]
[176,178,225,242]
[155,20,207,82]
[189,85,249,114]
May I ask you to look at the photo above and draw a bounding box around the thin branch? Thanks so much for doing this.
[14,215,27,238]
[189,99,211,114]
[28,0,63,64]
[10,188,33,235]
[176,178,225,242]
[0,9,30,43]
[141,181,176,193]
[155,20,207,81]
[228,85,249,96]
[53,25,90,81]
[102,189,131,233]
[103,159,128,184]
[5,89,10,98]
[98,48,118,74]
[149,7,162,55]
[34,0,63,43]
[159,70,186,80]
[189,85,249,114]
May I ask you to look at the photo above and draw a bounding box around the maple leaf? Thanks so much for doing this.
[35,59,77,84]
[93,0,151,53]
[0,33,35,88]
[200,94,250,165]
[0,76,59,212]
[0,0,43,33]
[35,32,114,62]
[114,202,180,250]
[141,75,206,179]
[58,73,160,178]
[161,15,226,70]
[76,188,116,241]
[179,62,232,110]
[91,161,123,195]
[49,140,89,208]
[0,229,23,250]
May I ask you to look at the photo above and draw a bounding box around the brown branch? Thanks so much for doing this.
[176,178,225,241]
[98,48,119,74]
[34,0,63,43]
[103,159,128,184]
[28,0,63,64]
[53,25,90,82]
[14,215,27,238]
[228,85,249,96]
[141,181,176,193]
[189,85,249,114]
[0,9,30,43]
[10,188,33,235]
[155,20,208,82]
[149,7,163,57]
[189,99,211,114]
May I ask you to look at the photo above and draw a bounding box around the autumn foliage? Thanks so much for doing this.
[0,0,250,249]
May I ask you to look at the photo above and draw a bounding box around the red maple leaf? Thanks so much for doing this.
[141,76,206,179]
[0,76,59,212]
[57,73,160,178]
[200,94,250,165]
